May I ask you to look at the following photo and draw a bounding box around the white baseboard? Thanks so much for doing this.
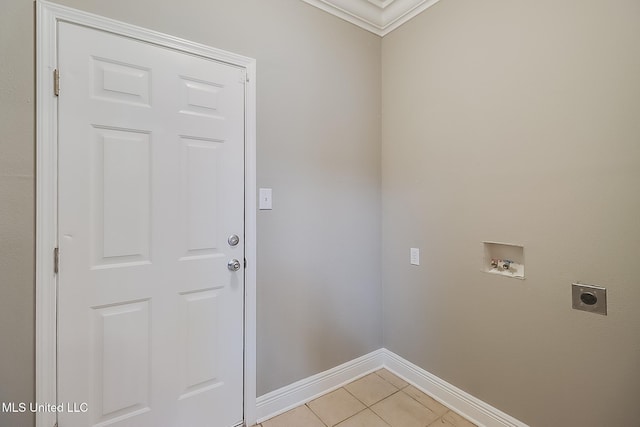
[255,348,528,427]
[380,349,529,427]
[255,349,385,423]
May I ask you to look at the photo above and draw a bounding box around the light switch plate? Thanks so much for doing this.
[259,188,272,210]
[410,248,420,266]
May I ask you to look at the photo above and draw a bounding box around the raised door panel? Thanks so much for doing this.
[57,21,245,427]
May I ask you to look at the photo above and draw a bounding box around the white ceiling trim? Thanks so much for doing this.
[302,0,442,36]
[367,0,395,9]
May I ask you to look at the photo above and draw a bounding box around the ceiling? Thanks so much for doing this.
[301,0,442,36]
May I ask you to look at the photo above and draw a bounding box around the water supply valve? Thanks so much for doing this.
[490,258,512,271]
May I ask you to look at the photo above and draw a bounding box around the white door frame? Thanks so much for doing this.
[35,2,257,426]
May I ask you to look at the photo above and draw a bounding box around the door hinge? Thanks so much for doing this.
[53,69,60,96]
[54,247,59,274]
[244,258,247,269]
[53,422,58,427]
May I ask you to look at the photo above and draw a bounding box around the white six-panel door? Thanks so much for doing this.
[57,22,245,427]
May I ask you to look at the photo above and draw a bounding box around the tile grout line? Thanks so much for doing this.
[345,369,435,427]
[377,370,459,427]
[312,370,403,427]
[342,391,393,427]
[338,406,392,427]
[349,370,431,427]
[372,370,475,427]
[304,402,329,427]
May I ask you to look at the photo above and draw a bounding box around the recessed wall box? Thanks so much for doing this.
[483,242,524,279]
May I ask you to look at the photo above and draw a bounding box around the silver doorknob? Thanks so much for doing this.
[228,234,240,247]
[227,259,241,271]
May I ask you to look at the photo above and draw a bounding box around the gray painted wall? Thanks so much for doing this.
[381,1,640,426]
[0,1,37,426]
[0,0,382,425]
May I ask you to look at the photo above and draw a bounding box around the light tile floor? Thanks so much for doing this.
[253,369,477,427]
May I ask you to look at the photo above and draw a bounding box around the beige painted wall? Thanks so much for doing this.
[0,0,382,425]
[382,1,640,426]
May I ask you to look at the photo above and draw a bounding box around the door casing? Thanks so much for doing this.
[35,2,257,426]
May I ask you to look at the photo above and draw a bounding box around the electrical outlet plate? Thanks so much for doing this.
[572,283,607,316]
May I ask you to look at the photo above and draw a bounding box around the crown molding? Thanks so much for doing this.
[301,0,442,36]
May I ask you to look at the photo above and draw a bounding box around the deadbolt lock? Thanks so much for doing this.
[228,234,240,247]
